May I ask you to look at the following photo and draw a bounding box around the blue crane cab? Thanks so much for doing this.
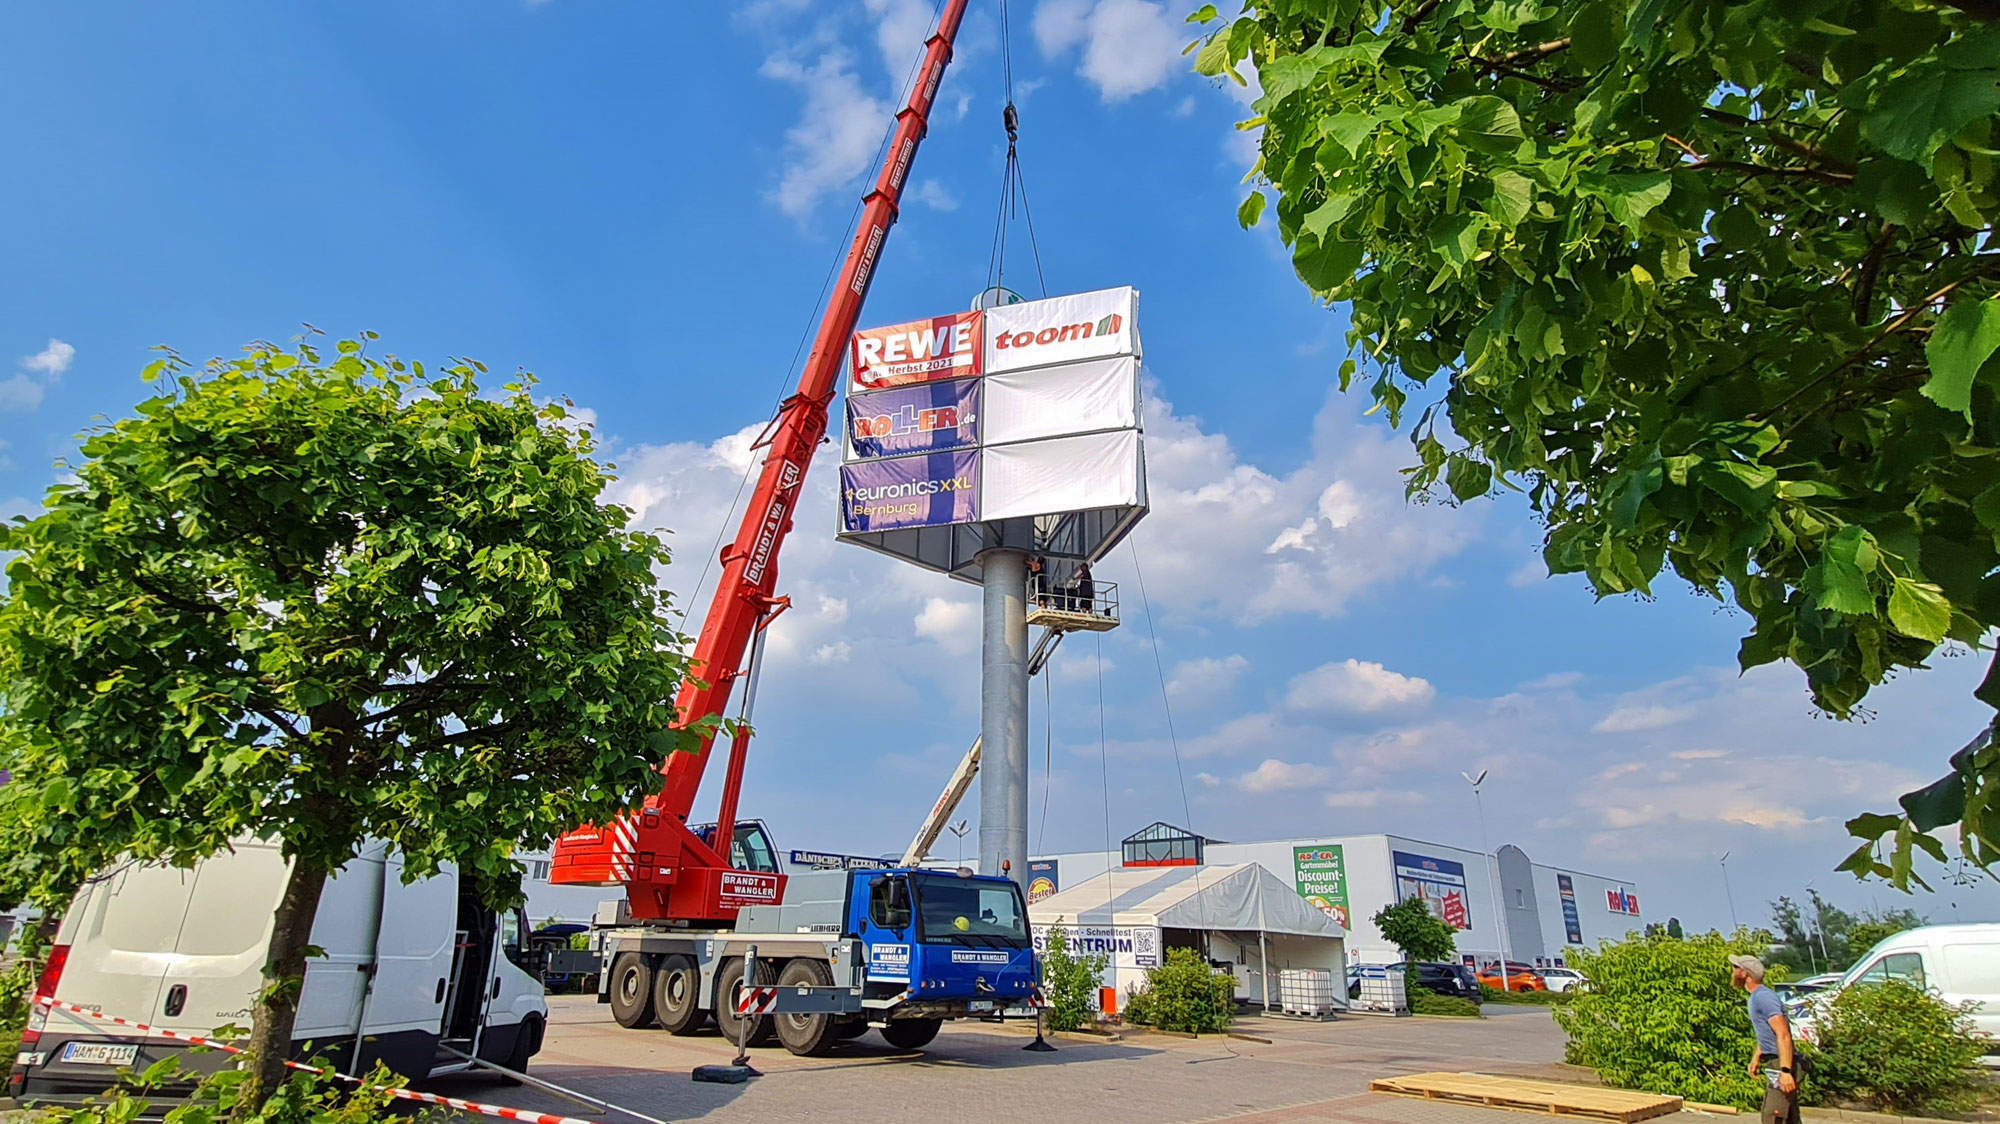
[846,869,1038,1015]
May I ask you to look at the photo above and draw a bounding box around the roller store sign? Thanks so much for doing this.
[839,451,979,532]
[846,379,980,459]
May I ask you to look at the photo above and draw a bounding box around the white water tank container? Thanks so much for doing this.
[1279,968,1339,1016]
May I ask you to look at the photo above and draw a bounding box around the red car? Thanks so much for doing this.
[1475,961,1547,991]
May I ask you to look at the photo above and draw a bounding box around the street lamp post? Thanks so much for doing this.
[1462,770,1513,992]
[1718,851,1739,931]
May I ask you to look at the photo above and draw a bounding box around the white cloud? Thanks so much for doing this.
[1593,704,1694,734]
[21,339,74,378]
[1523,671,1584,691]
[1163,654,1249,708]
[1671,748,1728,761]
[1033,0,1184,101]
[863,0,933,86]
[914,596,978,653]
[762,50,891,219]
[1129,385,1478,622]
[1286,659,1435,714]
[913,178,959,211]
[1324,788,1423,809]
[1507,557,1547,587]
[811,641,853,665]
[1237,758,1332,794]
[0,375,45,413]
[1052,652,1114,683]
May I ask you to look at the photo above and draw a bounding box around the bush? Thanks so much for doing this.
[38,1052,409,1124]
[1411,989,1481,1017]
[1123,947,1236,1034]
[1808,980,1986,1115]
[1554,929,1769,1109]
[1039,922,1109,1032]
[1481,983,1574,1005]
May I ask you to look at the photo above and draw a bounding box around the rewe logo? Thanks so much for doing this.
[993,312,1122,353]
[851,311,981,389]
[854,403,971,440]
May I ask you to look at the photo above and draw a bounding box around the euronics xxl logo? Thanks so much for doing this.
[993,312,1122,354]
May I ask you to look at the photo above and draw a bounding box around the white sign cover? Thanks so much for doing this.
[983,286,1139,374]
[982,355,1139,447]
[981,429,1144,522]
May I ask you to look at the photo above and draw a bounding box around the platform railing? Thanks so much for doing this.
[1026,572,1120,631]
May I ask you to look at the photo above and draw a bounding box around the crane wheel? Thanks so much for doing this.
[608,953,657,1029]
[837,1020,870,1040]
[654,954,706,1036]
[713,957,777,1047]
[879,1017,942,1051]
[773,959,840,1057]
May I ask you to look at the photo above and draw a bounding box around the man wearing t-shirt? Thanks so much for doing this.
[1730,954,1798,1124]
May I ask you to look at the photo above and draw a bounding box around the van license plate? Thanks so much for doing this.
[968,1001,995,1011]
[62,1043,138,1066]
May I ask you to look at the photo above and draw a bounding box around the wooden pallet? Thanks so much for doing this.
[1369,1072,1684,1123]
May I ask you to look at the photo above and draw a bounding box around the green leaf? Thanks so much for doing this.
[1428,213,1486,267]
[1293,236,1364,292]
[1187,3,1218,21]
[1887,578,1952,642]
[1486,170,1535,227]
[1576,171,1673,232]
[1812,557,1874,615]
[1237,191,1267,229]
[1900,772,1966,832]
[1847,812,1903,840]
[1301,193,1356,241]
[1446,456,1492,502]
[1624,0,1669,50]
[1922,296,2000,417]
[1454,96,1527,156]
[1319,111,1382,157]
[1864,62,2000,167]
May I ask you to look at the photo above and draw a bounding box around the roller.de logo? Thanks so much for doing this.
[851,311,981,390]
[853,402,969,440]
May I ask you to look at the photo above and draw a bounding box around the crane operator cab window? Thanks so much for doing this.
[692,820,781,875]
[869,875,913,930]
[917,876,1029,944]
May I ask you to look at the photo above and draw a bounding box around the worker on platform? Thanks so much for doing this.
[1026,556,1049,608]
[1065,561,1095,613]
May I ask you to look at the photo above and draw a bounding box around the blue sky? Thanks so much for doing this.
[5,1,1997,933]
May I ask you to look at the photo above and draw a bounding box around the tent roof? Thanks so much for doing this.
[1028,863,1345,939]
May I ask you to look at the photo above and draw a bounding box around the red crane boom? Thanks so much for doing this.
[550,0,972,924]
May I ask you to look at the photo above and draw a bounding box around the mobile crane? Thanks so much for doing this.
[548,0,1041,1056]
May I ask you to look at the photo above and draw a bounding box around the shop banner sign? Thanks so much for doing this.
[839,451,978,533]
[1292,843,1351,930]
[1558,874,1583,944]
[847,379,980,460]
[1393,850,1471,930]
[1606,888,1640,915]
[1031,923,1160,968]
[983,287,1139,374]
[1027,860,1059,904]
[850,310,983,391]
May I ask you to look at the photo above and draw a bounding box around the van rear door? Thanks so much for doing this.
[158,843,289,1034]
[1940,939,2000,1041]
[47,862,200,1037]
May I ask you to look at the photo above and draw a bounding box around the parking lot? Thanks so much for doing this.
[425,998,1579,1124]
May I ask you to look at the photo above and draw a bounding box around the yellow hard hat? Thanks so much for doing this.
[954,916,970,931]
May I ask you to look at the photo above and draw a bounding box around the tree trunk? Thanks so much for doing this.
[239,859,330,1114]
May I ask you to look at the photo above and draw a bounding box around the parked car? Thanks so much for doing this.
[1789,923,2000,1066]
[1395,961,1483,1002]
[1538,967,1588,993]
[1476,961,1547,991]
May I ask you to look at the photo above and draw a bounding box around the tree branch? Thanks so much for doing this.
[1699,109,1852,173]
[248,704,306,743]
[1402,0,1445,33]
[401,719,526,757]
[1490,65,1584,93]
[129,573,227,618]
[1853,223,1900,326]
[1480,37,1571,69]
[1684,159,1854,185]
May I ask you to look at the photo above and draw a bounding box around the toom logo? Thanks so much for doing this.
[992,312,1121,355]
[851,310,982,390]
[1606,889,1640,915]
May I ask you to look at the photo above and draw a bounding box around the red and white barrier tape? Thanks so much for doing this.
[33,997,600,1124]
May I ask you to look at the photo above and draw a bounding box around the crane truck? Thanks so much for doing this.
[546,0,1042,1056]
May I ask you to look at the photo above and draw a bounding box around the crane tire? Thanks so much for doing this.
[608,953,657,1029]
[879,1017,942,1051]
[773,959,840,1057]
[713,957,777,1047]
[654,954,706,1035]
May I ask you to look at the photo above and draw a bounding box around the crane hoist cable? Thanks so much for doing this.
[985,0,1048,300]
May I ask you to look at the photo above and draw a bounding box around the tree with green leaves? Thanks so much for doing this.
[1190,0,2000,883]
[1373,896,1459,962]
[0,337,696,1107]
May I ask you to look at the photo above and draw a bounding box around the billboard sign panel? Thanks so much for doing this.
[846,378,981,459]
[1606,888,1640,915]
[1558,874,1583,944]
[850,310,983,391]
[1292,843,1351,930]
[1027,859,1059,903]
[984,287,1139,374]
[839,451,978,532]
[1031,923,1161,968]
[1393,850,1471,930]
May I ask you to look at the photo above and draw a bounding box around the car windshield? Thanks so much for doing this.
[915,875,1029,944]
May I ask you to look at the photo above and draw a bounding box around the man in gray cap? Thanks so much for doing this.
[1730,954,1798,1124]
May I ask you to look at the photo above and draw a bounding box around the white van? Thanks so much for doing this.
[9,839,548,1106]
[1792,923,2000,1064]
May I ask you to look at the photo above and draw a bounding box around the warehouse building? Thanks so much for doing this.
[1030,824,1642,968]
